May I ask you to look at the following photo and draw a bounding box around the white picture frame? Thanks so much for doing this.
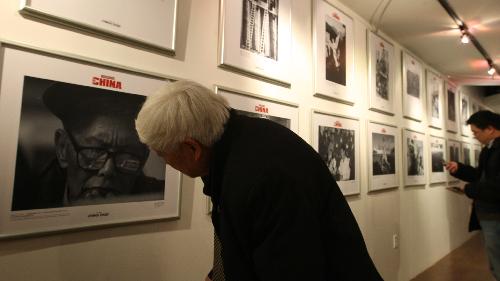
[313,0,354,104]
[426,70,444,129]
[19,0,177,53]
[402,52,424,121]
[460,91,470,136]
[429,136,447,184]
[445,83,459,133]
[218,0,292,86]
[403,129,426,186]
[215,86,299,133]
[312,111,360,195]
[367,32,395,115]
[0,42,181,238]
[447,139,461,183]
[367,122,399,191]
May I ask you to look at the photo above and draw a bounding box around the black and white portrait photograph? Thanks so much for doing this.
[368,32,395,114]
[240,0,279,60]
[426,71,443,128]
[407,138,424,176]
[460,93,470,136]
[325,14,346,86]
[312,112,359,195]
[0,45,181,238]
[219,0,291,85]
[368,122,399,191]
[403,129,426,186]
[406,70,420,98]
[429,136,447,183]
[372,133,395,175]
[402,52,423,121]
[462,143,471,166]
[12,77,166,211]
[216,87,299,134]
[314,0,354,103]
[448,90,456,122]
[318,126,355,181]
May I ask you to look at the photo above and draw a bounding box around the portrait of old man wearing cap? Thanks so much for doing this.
[11,77,166,210]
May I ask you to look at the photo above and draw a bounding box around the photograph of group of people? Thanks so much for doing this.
[318,126,355,181]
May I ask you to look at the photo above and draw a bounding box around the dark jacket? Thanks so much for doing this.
[203,111,382,281]
[451,137,500,231]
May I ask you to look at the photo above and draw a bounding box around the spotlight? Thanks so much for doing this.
[488,66,496,75]
[460,33,470,44]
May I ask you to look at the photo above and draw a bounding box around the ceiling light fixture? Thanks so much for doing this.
[460,28,470,44]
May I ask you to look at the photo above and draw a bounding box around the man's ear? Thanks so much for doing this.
[54,129,70,168]
[182,138,204,161]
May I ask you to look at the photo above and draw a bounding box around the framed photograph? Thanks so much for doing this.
[402,52,424,121]
[460,91,470,136]
[445,83,458,133]
[403,129,426,186]
[447,139,461,182]
[429,136,447,184]
[312,111,360,195]
[313,0,354,104]
[426,70,444,129]
[367,122,399,191]
[218,0,292,86]
[19,0,177,53]
[215,86,299,133]
[0,42,181,238]
[367,32,395,114]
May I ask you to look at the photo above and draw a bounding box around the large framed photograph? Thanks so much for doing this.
[215,86,299,133]
[368,32,395,114]
[447,139,461,183]
[460,91,470,136]
[445,83,458,133]
[218,0,292,86]
[403,129,426,186]
[429,136,447,184]
[0,42,181,238]
[367,122,399,191]
[426,70,444,129]
[402,52,424,121]
[19,0,177,53]
[313,0,354,104]
[312,111,360,195]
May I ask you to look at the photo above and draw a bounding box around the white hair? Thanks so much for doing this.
[135,80,230,152]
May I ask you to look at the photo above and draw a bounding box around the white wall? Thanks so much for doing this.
[0,0,482,280]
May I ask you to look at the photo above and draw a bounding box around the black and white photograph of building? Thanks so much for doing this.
[240,0,279,60]
[448,90,456,121]
[431,142,445,172]
[234,108,291,129]
[376,48,390,100]
[325,14,346,85]
[372,133,395,175]
[407,137,424,176]
[406,69,420,98]
[318,126,355,181]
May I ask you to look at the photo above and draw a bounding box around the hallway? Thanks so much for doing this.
[411,233,495,281]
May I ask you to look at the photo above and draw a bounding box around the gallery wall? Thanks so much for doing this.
[0,0,486,280]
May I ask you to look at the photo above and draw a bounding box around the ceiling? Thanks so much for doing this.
[336,0,500,91]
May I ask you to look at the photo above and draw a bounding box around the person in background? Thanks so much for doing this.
[445,110,500,280]
[135,80,383,281]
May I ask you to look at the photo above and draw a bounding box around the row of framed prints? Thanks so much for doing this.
[18,0,485,124]
[216,85,480,196]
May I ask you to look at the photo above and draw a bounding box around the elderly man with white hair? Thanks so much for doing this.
[135,80,382,281]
